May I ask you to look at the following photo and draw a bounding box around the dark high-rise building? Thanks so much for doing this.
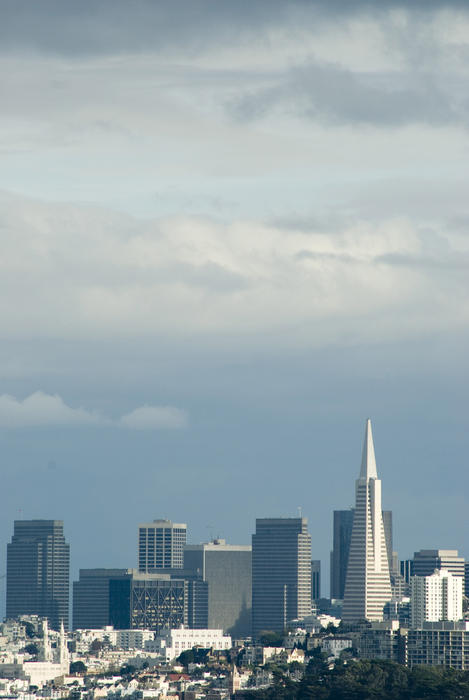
[252,518,311,638]
[330,508,393,600]
[412,550,465,592]
[6,520,70,630]
[311,560,321,601]
[400,559,414,584]
[184,539,252,637]
[138,520,187,571]
[330,510,354,600]
[73,569,128,630]
[109,570,208,632]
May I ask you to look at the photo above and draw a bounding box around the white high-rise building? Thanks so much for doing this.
[138,519,187,571]
[342,420,392,622]
[411,569,463,628]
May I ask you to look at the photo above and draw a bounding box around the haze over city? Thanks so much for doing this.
[1,0,468,620]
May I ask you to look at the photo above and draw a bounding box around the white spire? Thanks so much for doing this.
[360,418,378,479]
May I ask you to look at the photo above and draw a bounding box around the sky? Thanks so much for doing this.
[1,0,469,615]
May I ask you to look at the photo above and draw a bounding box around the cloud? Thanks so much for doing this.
[0,191,468,349]
[1,1,468,58]
[120,405,187,430]
[229,59,461,127]
[0,390,187,429]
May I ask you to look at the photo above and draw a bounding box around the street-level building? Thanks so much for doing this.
[406,621,469,670]
[146,627,231,661]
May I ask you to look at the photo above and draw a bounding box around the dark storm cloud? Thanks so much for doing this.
[229,61,463,127]
[1,0,468,56]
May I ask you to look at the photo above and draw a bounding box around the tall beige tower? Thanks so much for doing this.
[342,419,392,622]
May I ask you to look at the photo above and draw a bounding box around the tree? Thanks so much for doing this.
[177,649,195,666]
[120,664,136,676]
[24,622,36,639]
[24,643,39,655]
[90,639,103,655]
[70,661,87,674]
[259,631,284,647]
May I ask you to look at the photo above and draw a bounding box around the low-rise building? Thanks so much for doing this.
[357,620,404,663]
[145,628,231,661]
[406,621,469,670]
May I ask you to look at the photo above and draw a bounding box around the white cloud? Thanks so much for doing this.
[120,405,187,430]
[0,391,187,430]
[0,191,468,349]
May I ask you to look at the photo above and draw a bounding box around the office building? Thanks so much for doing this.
[138,520,187,571]
[400,559,414,584]
[410,569,463,628]
[109,570,208,632]
[252,518,311,637]
[6,520,70,630]
[147,628,232,661]
[330,510,354,600]
[342,420,392,622]
[330,508,393,600]
[184,539,251,637]
[72,568,128,629]
[311,560,321,601]
[412,550,465,590]
[406,621,469,670]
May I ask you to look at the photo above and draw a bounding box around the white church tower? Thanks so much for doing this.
[342,419,392,622]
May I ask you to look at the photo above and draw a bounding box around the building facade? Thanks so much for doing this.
[147,628,232,661]
[411,569,463,627]
[311,560,321,601]
[72,568,128,629]
[331,509,393,600]
[184,539,252,637]
[412,550,465,590]
[6,520,70,630]
[330,510,354,600]
[138,520,187,571]
[406,621,469,670]
[252,518,311,637]
[109,570,208,632]
[342,420,392,622]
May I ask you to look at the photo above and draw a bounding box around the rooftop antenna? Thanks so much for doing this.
[297,506,302,518]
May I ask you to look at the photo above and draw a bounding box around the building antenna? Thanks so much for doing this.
[297,506,302,518]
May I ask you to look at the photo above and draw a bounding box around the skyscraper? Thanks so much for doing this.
[252,518,311,637]
[330,510,354,600]
[138,519,187,571]
[311,560,321,601]
[331,508,393,600]
[412,550,465,587]
[411,569,463,627]
[6,520,70,630]
[72,568,128,629]
[109,570,208,631]
[184,539,252,636]
[342,420,392,622]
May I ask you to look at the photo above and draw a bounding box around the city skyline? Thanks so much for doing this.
[1,414,467,621]
[1,0,468,622]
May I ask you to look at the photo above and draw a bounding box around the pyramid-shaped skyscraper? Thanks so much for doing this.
[342,419,392,622]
